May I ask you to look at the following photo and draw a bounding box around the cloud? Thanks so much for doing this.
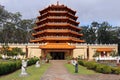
[0,0,120,26]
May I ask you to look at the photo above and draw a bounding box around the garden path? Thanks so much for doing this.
[40,60,120,80]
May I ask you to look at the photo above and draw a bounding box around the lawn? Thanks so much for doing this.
[0,63,50,80]
[65,63,97,75]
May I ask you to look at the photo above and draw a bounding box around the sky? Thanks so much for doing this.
[0,0,120,26]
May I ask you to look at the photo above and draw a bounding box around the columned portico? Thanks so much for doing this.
[41,49,73,60]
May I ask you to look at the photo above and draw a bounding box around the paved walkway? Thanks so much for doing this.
[40,60,120,80]
[40,60,76,80]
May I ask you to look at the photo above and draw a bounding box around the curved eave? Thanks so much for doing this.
[31,37,85,43]
[32,30,83,37]
[40,43,75,50]
[96,48,113,52]
[39,3,76,15]
[39,6,50,15]
[33,23,81,31]
[71,39,85,43]
[30,39,41,43]
[35,17,79,25]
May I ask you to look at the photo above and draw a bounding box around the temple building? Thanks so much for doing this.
[30,2,85,59]
[0,2,118,60]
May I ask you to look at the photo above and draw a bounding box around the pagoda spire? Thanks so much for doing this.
[57,1,59,5]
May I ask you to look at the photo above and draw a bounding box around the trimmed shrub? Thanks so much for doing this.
[78,60,86,66]
[85,61,98,70]
[27,57,39,66]
[0,55,2,59]
[111,67,117,74]
[0,57,39,76]
[114,67,120,74]
[0,60,21,75]
[95,64,104,73]
[76,60,120,74]
[102,65,112,74]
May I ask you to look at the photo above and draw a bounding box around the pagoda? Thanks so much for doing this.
[30,2,84,59]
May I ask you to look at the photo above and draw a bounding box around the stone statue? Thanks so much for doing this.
[71,59,77,66]
[20,59,29,76]
[117,57,120,64]
[35,61,40,67]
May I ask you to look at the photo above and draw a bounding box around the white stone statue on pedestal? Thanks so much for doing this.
[20,59,29,76]
[117,57,120,64]
[71,59,77,66]
[35,61,40,67]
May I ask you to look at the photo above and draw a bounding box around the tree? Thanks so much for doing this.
[0,44,9,56]
[93,51,100,58]
[110,50,118,57]
[0,4,35,43]
[0,44,10,59]
[46,54,52,63]
[97,22,112,44]
[20,52,26,59]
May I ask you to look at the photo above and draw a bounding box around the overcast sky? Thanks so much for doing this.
[0,0,120,26]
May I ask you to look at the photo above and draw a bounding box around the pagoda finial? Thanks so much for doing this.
[57,1,59,5]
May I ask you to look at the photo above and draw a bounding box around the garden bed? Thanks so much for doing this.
[0,63,50,80]
[78,60,120,74]
[0,57,39,75]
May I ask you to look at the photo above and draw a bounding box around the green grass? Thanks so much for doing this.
[0,63,50,80]
[65,63,97,75]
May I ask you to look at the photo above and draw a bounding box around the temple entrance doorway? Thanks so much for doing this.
[50,52,65,60]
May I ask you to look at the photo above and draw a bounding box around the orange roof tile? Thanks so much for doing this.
[40,43,75,49]
[96,48,113,52]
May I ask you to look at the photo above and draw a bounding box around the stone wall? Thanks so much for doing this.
[0,43,118,60]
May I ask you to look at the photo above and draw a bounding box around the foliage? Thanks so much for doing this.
[0,54,2,59]
[0,57,39,75]
[84,61,98,70]
[102,65,112,74]
[114,67,120,74]
[0,63,50,80]
[93,51,100,57]
[78,60,87,66]
[0,60,21,75]
[78,55,83,60]
[0,44,9,55]
[0,4,35,43]
[81,21,119,44]
[95,64,104,73]
[110,50,118,57]
[46,54,52,60]
[27,57,39,66]
[78,60,120,74]
[0,44,26,59]
[65,56,72,60]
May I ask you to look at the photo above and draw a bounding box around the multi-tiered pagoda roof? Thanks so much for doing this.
[30,2,84,43]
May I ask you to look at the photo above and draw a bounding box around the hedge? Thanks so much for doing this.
[78,60,120,74]
[0,57,39,75]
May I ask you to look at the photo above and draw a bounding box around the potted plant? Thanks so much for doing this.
[46,54,52,63]
[93,51,100,61]
[65,56,72,64]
